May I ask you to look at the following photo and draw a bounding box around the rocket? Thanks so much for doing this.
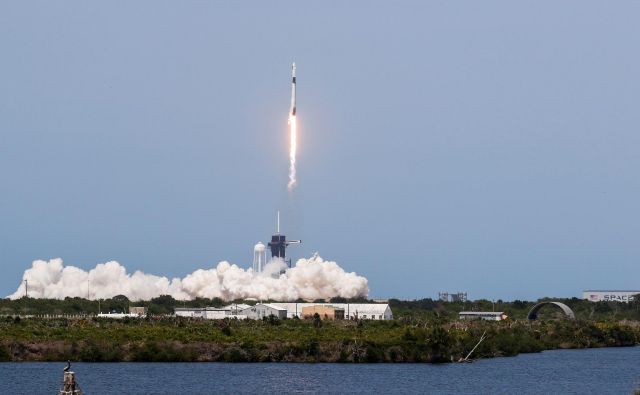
[289,62,296,116]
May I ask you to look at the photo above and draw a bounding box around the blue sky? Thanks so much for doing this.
[1,2,639,300]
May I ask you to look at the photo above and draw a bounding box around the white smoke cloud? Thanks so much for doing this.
[7,254,369,301]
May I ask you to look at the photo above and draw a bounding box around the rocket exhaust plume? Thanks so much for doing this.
[287,62,297,191]
[288,114,297,191]
[7,255,369,301]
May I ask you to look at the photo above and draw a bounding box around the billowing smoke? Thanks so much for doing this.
[7,254,369,301]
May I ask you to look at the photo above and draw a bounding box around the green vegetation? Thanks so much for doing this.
[0,296,638,363]
[3,295,640,322]
[389,296,640,322]
[0,295,227,316]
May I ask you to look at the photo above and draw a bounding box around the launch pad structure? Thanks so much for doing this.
[267,211,301,269]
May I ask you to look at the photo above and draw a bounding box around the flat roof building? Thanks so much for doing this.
[241,303,287,320]
[129,307,147,317]
[174,307,205,318]
[271,303,393,320]
[459,311,507,321]
[301,305,345,320]
[174,303,393,321]
[583,290,640,303]
[175,304,251,319]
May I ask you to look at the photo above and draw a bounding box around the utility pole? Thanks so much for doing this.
[24,280,28,298]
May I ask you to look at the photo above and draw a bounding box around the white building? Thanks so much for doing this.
[240,303,287,320]
[97,306,147,319]
[97,312,144,319]
[204,306,249,319]
[583,290,640,302]
[459,311,507,321]
[174,307,205,318]
[174,303,393,320]
[175,304,251,319]
[270,303,393,320]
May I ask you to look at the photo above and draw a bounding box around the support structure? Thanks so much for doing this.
[267,211,301,267]
[527,301,575,320]
[59,362,83,394]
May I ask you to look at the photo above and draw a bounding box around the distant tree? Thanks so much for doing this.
[512,300,529,309]
[265,315,280,326]
[219,319,232,336]
[594,302,613,313]
[113,295,129,303]
[346,296,369,303]
[632,294,640,311]
[210,297,224,307]
[150,295,175,306]
[148,295,177,315]
[426,325,451,362]
[313,313,322,328]
[190,298,211,308]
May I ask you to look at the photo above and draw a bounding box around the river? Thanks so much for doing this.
[1,347,638,394]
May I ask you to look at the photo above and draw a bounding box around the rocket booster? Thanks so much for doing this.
[290,63,296,116]
[287,63,298,191]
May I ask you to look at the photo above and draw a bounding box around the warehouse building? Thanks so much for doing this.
[129,307,148,317]
[97,306,148,319]
[174,302,393,320]
[583,290,640,302]
[174,303,250,319]
[240,304,287,320]
[270,303,393,320]
[174,307,205,318]
[301,305,345,320]
[458,311,507,321]
[174,303,284,320]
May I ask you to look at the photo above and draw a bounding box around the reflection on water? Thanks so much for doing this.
[1,347,639,394]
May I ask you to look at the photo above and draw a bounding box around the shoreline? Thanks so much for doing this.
[1,317,638,363]
[1,344,638,364]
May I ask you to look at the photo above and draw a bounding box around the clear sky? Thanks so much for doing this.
[1,2,639,301]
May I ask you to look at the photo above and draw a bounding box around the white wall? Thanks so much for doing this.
[583,291,640,302]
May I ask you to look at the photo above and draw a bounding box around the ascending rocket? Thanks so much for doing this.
[287,63,298,191]
[290,63,296,116]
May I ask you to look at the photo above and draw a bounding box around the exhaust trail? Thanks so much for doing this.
[288,114,297,191]
[287,63,297,191]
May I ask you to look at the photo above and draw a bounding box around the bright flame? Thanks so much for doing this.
[287,114,297,191]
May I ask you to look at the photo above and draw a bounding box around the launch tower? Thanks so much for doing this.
[268,211,301,267]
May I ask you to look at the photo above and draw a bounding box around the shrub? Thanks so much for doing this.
[313,313,322,328]
[0,345,11,361]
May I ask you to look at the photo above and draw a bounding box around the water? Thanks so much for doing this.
[1,347,638,394]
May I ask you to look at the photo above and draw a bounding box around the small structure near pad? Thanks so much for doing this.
[527,301,575,320]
